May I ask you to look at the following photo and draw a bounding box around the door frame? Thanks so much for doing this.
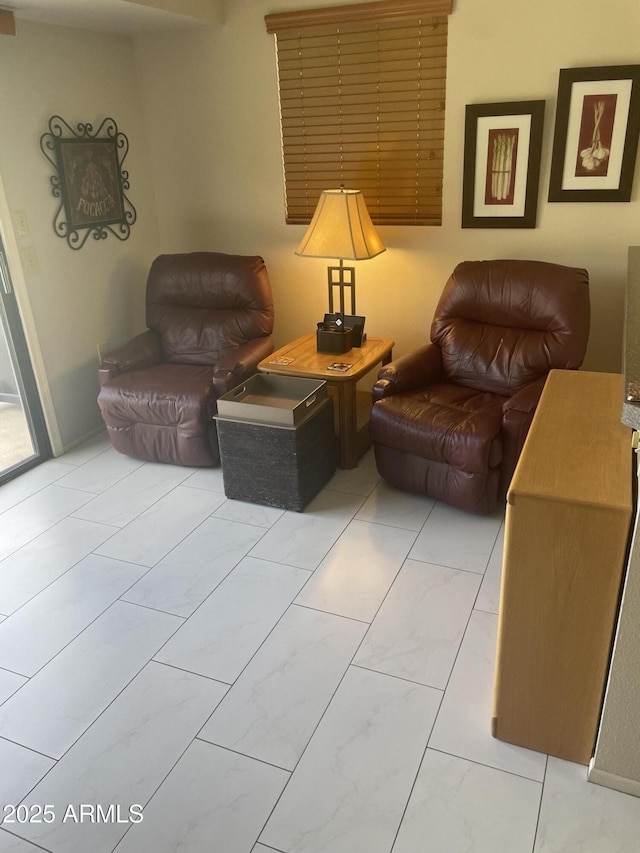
[0,170,62,456]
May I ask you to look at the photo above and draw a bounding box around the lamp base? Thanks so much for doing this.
[328,260,356,315]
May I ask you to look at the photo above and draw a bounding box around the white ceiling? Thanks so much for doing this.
[1,0,222,34]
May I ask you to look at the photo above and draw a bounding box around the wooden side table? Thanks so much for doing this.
[258,334,394,469]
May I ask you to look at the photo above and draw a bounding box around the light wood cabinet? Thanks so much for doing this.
[492,370,633,765]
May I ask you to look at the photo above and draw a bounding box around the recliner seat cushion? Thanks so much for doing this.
[371,383,505,474]
[98,363,218,467]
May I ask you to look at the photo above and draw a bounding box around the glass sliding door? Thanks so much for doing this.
[0,236,50,484]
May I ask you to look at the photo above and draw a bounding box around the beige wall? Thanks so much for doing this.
[134,0,640,373]
[591,501,640,796]
[591,247,640,796]
[0,20,161,448]
[126,0,224,22]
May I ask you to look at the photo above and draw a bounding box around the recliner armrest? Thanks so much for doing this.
[212,335,274,396]
[372,343,443,401]
[98,330,162,387]
[502,377,547,415]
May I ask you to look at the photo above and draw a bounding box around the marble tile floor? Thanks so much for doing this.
[0,432,638,852]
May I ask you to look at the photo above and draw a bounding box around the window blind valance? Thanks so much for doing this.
[265,0,453,33]
[266,0,452,226]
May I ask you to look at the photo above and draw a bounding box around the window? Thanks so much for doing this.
[265,0,452,226]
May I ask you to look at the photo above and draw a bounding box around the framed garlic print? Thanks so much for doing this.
[548,65,640,202]
[462,101,545,228]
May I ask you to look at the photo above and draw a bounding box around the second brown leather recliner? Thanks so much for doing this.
[370,259,590,514]
[98,252,274,467]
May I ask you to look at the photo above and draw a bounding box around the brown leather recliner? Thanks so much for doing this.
[370,259,590,514]
[98,252,274,467]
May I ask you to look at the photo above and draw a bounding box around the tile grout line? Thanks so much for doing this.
[531,754,549,853]
[388,688,447,853]
[114,483,378,850]
[0,546,141,622]
[426,745,547,786]
[0,824,54,852]
[249,534,422,849]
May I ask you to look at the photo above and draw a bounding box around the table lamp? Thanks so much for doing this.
[295,188,385,316]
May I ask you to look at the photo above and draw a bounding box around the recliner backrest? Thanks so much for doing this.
[146,252,274,365]
[431,259,590,396]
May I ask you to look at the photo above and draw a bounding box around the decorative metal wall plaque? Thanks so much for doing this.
[40,115,136,249]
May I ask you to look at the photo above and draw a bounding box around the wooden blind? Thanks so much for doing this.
[265,1,452,226]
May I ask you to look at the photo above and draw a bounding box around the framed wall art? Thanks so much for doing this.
[40,115,136,249]
[548,65,640,202]
[462,100,545,228]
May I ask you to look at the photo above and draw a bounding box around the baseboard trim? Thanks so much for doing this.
[60,425,107,457]
[588,760,640,799]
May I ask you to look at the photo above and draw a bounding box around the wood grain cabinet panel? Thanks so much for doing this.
[492,370,633,764]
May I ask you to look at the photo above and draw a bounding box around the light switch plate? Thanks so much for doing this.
[20,246,40,276]
[13,210,29,236]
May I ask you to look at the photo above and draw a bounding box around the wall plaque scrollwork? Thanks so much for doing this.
[40,115,136,250]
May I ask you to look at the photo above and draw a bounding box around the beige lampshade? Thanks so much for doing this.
[295,189,386,260]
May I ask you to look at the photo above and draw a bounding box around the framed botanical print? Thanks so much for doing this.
[548,65,640,202]
[462,100,545,228]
